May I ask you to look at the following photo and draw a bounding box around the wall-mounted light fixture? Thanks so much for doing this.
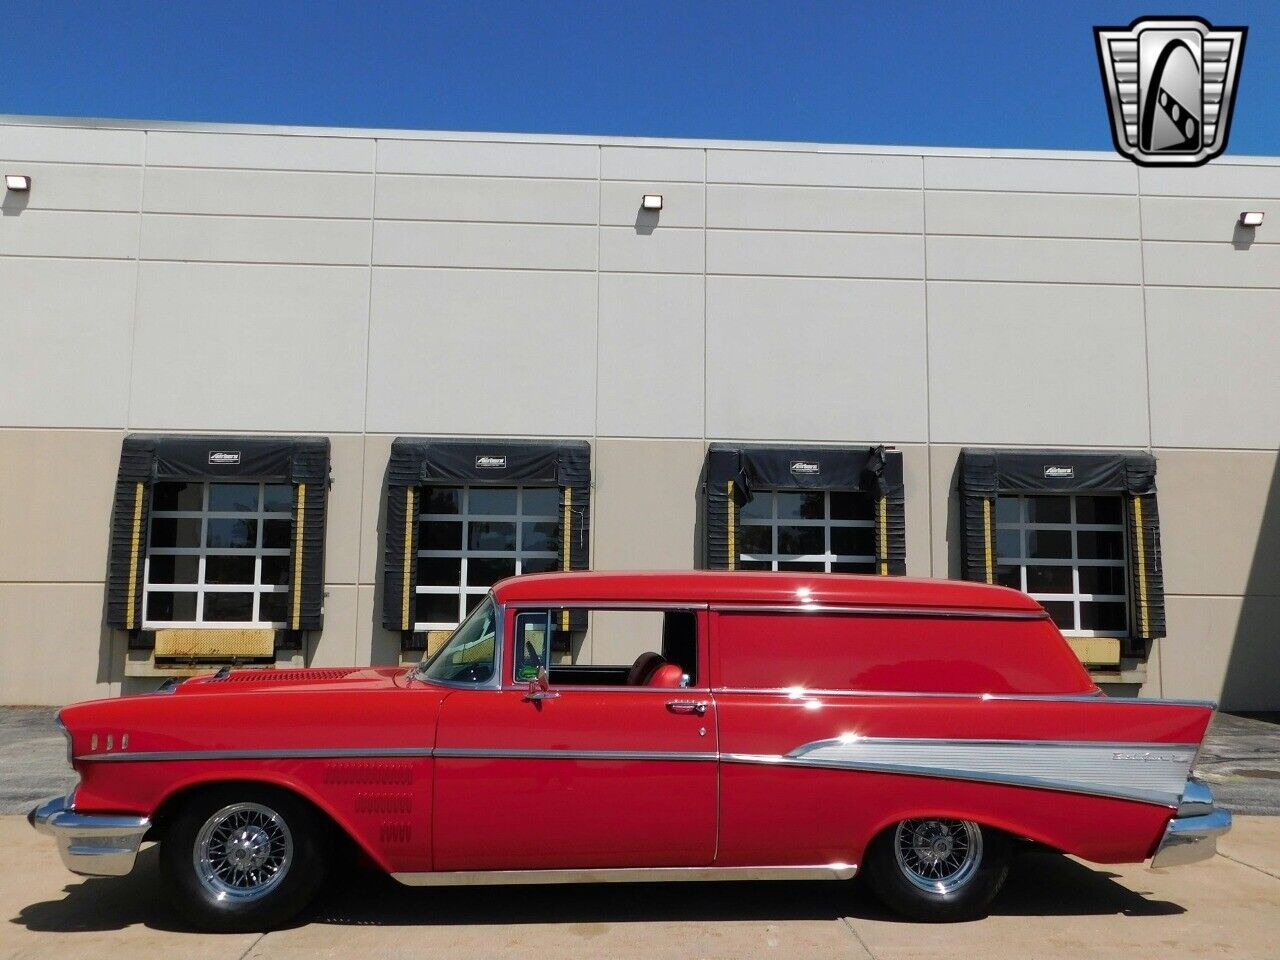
[1239,211,1264,227]
[641,194,663,211]
[4,174,31,191]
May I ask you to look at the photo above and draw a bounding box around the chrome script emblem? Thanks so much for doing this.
[1095,17,1246,166]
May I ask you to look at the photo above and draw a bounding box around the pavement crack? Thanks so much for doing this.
[235,932,267,960]
[840,916,877,959]
[1217,850,1280,881]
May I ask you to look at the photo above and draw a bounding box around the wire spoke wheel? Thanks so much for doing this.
[893,818,983,894]
[194,802,294,903]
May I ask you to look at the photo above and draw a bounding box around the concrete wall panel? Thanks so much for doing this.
[927,282,1149,446]
[601,182,703,228]
[925,190,1139,239]
[924,156,1137,194]
[1160,594,1280,711]
[309,584,359,667]
[709,230,923,279]
[601,147,703,182]
[0,429,122,582]
[323,434,365,586]
[0,258,135,428]
[140,214,372,265]
[146,131,374,172]
[373,221,597,270]
[1141,196,1280,242]
[130,262,370,432]
[708,184,921,234]
[898,443,933,578]
[143,167,373,219]
[1145,287,1280,449]
[366,267,596,435]
[591,439,705,570]
[596,273,704,438]
[708,150,922,189]
[706,276,928,442]
[0,124,144,165]
[1140,163,1280,199]
[0,162,142,212]
[376,175,598,224]
[0,584,118,705]
[1143,241,1280,289]
[376,139,598,179]
[926,236,1141,284]
[0,209,138,259]
[600,225,703,274]
[1155,448,1280,597]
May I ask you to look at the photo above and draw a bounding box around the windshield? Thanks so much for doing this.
[417,596,498,685]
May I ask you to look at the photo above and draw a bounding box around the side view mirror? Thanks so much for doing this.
[523,666,558,702]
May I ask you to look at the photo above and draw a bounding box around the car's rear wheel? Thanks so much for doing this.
[863,818,1009,922]
[160,785,327,932]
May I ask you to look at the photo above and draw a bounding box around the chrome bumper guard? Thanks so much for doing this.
[1150,779,1232,869]
[28,794,150,877]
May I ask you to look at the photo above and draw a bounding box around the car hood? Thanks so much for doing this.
[171,665,409,695]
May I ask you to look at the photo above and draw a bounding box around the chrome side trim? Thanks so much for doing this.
[709,603,1048,620]
[715,687,1215,708]
[77,747,438,763]
[435,748,718,763]
[28,794,150,877]
[77,746,720,764]
[723,736,1198,808]
[392,863,856,886]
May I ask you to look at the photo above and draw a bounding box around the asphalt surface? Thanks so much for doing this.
[2,706,1278,814]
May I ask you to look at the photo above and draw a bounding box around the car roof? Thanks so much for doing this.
[491,571,1042,612]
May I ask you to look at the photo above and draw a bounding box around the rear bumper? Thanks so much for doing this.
[28,794,150,877]
[1150,780,1232,869]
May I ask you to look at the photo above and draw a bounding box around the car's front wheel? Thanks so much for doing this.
[863,817,1009,922]
[160,785,327,932]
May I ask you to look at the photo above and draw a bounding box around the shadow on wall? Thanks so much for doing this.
[1221,452,1280,710]
[1,190,29,216]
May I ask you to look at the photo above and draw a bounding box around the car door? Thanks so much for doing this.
[432,605,718,871]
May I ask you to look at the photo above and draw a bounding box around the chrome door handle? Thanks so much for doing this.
[666,700,707,715]
[523,690,560,702]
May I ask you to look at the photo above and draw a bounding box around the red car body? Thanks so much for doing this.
[33,571,1229,920]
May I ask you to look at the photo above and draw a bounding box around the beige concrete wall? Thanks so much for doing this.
[591,439,705,571]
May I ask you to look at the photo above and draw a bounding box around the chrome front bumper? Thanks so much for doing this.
[28,794,150,877]
[1150,780,1232,869]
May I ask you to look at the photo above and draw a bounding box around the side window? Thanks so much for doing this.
[514,610,551,681]
[511,609,699,688]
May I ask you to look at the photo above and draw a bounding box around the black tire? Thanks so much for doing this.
[160,784,327,932]
[863,818,1009,922]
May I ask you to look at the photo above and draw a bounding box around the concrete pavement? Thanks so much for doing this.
[4,815,1279,960]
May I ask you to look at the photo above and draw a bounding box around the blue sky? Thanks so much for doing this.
[1,1,1276,155]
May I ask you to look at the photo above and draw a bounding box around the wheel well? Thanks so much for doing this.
[146,779,360,862]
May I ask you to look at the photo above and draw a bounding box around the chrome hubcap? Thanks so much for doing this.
[893,818,982,894]
[194,802,293,902]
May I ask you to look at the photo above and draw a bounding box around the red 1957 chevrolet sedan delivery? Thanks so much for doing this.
[31,571,1229,930]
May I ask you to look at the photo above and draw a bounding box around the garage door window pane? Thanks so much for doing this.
[996,493,1128,637]
[415,485,561,630]
[737,488,877,573]
[209,483,260,513]
[143,481,291,628]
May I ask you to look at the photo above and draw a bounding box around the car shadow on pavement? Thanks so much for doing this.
[9,848,1182,935]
